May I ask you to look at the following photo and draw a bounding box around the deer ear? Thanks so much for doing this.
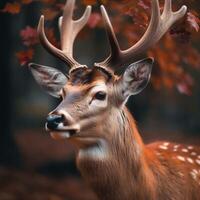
[118,58,153,99]
[29,63,67,98]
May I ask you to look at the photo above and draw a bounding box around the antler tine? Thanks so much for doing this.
[100,6,121,61]
[60,0,92,58]
[38,16,78,66]
[94,6,121,70]
[37,0,92,69]
[162,0,187,21]
[95,0,187,72]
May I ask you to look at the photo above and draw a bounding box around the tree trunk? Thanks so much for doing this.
[0,1,21,167]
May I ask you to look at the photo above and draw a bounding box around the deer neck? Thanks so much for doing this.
[76,107,157,200]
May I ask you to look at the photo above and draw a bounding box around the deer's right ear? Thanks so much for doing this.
[29,63,67,98]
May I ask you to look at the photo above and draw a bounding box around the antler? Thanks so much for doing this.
[95,0,187,72]
[38,0,92,69]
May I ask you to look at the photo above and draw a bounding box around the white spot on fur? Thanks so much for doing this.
[187,157,194,164]
[163,142,169,146]
[174,145,180,149]
[196,159,200,165]
[198,155,200,159]
[177,156,185,162]
[182,148,188,153]
[178,172,184,177]
[192,169,198,174]
[159,145,168,150]
[191,152,197,156]
[188,146,194,150]
[190,171,197,180]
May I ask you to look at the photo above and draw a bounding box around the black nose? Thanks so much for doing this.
[46,115,63,130]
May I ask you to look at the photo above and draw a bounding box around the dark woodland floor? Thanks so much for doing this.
[0,130,98,200]
[0,167,97,200]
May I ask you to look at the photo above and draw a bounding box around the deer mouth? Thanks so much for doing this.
[45,123,80,140]
[50,131,76,140]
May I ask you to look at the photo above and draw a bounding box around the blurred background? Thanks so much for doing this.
[0,0,199,199]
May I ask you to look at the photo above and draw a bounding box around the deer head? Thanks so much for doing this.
[29,0,187,146]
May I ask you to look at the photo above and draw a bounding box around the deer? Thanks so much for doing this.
[28,0,200,199]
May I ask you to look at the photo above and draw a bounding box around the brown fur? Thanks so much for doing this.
[76,107,200,200]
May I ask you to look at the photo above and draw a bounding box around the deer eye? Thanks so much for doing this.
[94,91,107,101]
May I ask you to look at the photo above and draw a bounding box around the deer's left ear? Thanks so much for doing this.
[117,58,153,99]
[29,63,67,98]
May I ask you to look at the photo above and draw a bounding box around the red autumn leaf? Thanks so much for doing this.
[177,82,192,96]
[1,2,21,14]
[138,0,150,10]
[176,74,194,96]
[126,7,149,28]
[186,12,200,32]
[41,8,59,20]
[87,13,101,28]
[20,26,38,46]
[16,49,34,66]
